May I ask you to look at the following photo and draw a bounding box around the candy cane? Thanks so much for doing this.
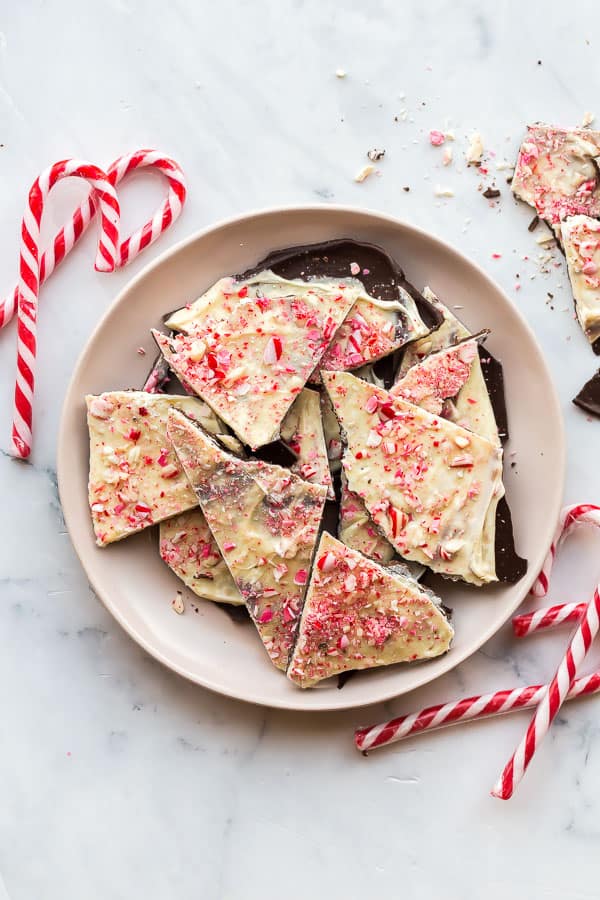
[0,151,186,329]
[12,159,121,459]
[532,504,600,597]
[354,671,600,752]
[512,602,587,637]
[492,503,600,800]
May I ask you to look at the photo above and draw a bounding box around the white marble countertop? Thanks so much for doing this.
[1,2,599,897]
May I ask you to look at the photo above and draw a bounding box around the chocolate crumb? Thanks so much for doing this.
[403,186,410,192]
[483,187,501,199]
[573,370,600,418]
[367,148,386,162]
[528,215,540,232]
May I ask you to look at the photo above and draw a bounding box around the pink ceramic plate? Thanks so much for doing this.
[58,206,564,710]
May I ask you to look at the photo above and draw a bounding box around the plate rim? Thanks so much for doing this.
[57,203,566,711]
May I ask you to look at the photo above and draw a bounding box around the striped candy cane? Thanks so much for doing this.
[512,602,587,637]
[354,670,600,752]
[492,503,600,800]
[0,151,186,329]
[12,159,120,459]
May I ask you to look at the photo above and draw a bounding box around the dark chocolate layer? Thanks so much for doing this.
[494,495,528,583]
[573,369,600,417]
[478,346,509,443]
[239,239,444,331]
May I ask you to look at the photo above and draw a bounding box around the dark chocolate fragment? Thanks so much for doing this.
[527,215,540,232]
[251,440,298,467]
[592,337,600,357]
[218,603,251,625]
[239,238,444,332]
[337,671,355,689]
[483,188,501,199]
[573,369,600,417]
[478,346,509,443]
[494,495,528,583]
[371,351,400,390]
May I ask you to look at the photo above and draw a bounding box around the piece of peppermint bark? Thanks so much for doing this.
[86,391,225,546]
[287,532,453,688]
[153,272,361,449]
[322,370,504,585]
[166,408,327,669]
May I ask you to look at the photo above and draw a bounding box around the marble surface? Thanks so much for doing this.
[0,1,600,897]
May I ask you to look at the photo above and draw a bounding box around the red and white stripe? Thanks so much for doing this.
[11,159,120,459]
[354,670,600,752]
[512,601,586,637]
[531,503,600,597]
[0,150,186,329]
[353,503,600,801]
[492,503,600,800]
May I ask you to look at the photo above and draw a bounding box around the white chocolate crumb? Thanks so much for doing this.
[466,131,484,165]
[582,110,595,127]
[354,164,375,183]
[535,232,555,245]
[335,68,346,78]
[171,591,185,614]
[442,146,453,166]
[444,130,456,141]
[434,185,454,197]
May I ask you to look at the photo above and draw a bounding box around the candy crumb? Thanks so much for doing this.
[466,132,484,165]
[429,130,445,146]
[354,165,376,183]
[137,347,146,356]
[171,591,185,614]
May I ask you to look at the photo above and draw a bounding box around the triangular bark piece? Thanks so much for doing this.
[280,388,334,499]
[160,510,242,605]
[398,288,500,445]
[288,532,453,687]
[322,371,503,585]
[166,408,327,669]
[86,391,225,546]
[153,272,361,449]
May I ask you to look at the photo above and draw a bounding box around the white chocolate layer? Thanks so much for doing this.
[167,409,327,670]
[154,272,361,449]
[160,510,242,605]
[562,215,600,346]
[288,532,453,688]
[86,391,223,546]
[512,125,600,224]
[323,371,503,585]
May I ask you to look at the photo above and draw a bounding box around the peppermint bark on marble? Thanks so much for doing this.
[287,532,453,688]
[153,272,361,449]
[323,371,504,585]
[512,125,600,227]
[166,409,326,669]
[86,391,224,546]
